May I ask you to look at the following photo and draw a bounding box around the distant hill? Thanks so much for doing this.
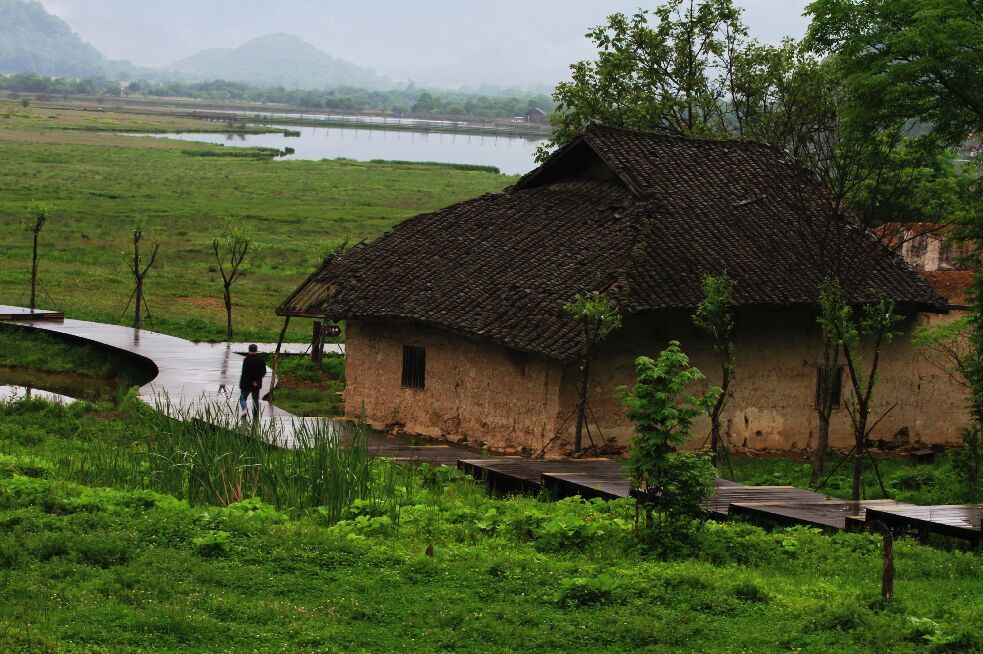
[171,33,387,90]
[0,0,107,76]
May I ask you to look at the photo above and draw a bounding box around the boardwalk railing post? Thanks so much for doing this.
[869,519,895,600]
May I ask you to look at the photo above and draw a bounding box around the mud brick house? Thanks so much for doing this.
[279,126,969,454]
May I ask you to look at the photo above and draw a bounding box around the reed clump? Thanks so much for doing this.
[37,394,406,523]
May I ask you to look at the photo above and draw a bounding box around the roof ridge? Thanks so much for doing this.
[583,123,788,155]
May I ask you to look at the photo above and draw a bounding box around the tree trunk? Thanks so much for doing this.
[852,409,869,501]
[268,316,291,403]
[224,285,233,342]
[811,411,831,484]
[30,232,39,311]
[709,367,729,466]
[852,446,863,501]
[573,358,591,454]
[810,342,838,485]
[312,321,323,364]
[710,421,720,464]
[134,278,143,329]
[870,520,894,600]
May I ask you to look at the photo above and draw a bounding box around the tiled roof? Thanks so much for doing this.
[279,126,947,361]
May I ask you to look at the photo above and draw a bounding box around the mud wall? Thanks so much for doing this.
[343,320,564,453]
[558,308,969,453]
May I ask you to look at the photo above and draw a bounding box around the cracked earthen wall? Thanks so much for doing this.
[343,320,565,453]
[560,308,969,453]
[344,308,969,455]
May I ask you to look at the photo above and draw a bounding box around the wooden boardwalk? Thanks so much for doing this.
[864,505,981,545]
[3,305,979,545]
[3,307,300,434]
[0,305,63,322]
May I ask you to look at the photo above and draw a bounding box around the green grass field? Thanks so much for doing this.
[1,394,980,653]
[0,102,514,342]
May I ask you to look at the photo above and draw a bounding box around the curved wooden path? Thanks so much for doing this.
[2,305,978,545]
[4,305,293,418]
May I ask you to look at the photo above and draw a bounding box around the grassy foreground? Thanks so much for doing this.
[0,101,515,342]
[0,397,980,653]
[0,334,979,652]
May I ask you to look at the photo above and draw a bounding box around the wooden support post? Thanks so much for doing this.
[869,520,895,600]
[269,316,290,403]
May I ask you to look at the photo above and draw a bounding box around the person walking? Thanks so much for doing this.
[239,344,267,420]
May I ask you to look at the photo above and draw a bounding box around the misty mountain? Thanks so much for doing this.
[0,0,106,76]
[170,33,388,90]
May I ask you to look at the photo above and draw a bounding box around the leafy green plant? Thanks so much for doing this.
[22,200,52,311]
[951,427,982,502]
[732,580,771,603]
[192,530,231,557]
[212,221,264,342]
[619,342,719,530]
[554,573,621,607]
[818,280,903,499]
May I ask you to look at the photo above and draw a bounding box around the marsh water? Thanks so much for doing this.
[134,125,547,175]
[0,367,128,405]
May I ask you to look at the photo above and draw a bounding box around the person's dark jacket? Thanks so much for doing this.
[239,353,267,391]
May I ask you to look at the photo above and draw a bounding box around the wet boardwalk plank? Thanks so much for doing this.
[0,305,63,322]
[542,470,631,500]
[458,457,629,497]
[702,484,825,520]
[864,505,981,544]
[729,499,915,531]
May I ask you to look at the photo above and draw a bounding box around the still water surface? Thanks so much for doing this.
[0,367,126,405]
[139,125,547,175]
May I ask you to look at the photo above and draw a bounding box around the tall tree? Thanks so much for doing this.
[23,201,52,312]
[738,50,973,481]
[806,0,983,143]
[692,271,737,468]
[124,220,160,330]
[563,291,622,454]
[212,224,259,343]
[541,0,792,156]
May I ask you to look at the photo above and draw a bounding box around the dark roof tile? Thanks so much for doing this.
[279,126,946,360]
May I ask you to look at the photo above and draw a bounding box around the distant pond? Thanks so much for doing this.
[135,125,547,175]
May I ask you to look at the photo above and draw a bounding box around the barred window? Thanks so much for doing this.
[401,345,426,389]
[815,366,844,409]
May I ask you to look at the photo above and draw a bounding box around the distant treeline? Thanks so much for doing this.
[0,73,555,119]
[0,72,123,97]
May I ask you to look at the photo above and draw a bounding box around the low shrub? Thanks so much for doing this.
[193,530,231,557]
[554,573,621,607]
[732,580,771,603]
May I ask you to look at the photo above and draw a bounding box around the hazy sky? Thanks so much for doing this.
[40,0,812,88]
